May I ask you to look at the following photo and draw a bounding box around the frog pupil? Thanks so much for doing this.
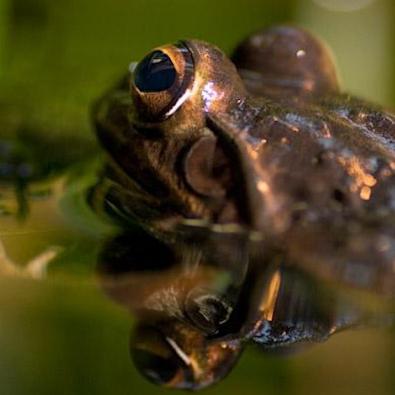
[134,51,176,92]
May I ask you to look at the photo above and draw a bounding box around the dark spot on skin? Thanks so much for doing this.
[313,151,326,166]
[332,188,346,204]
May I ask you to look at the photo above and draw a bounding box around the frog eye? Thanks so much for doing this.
[134,51,177,92]
[131,43,194,121]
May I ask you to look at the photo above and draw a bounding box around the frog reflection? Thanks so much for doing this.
[97,229,394,390]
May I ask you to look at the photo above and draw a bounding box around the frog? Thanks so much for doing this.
[90,24,395,390]
[92,24,395,299]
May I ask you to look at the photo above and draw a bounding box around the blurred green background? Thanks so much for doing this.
[0,0,394,394]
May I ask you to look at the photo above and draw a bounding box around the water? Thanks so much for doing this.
[0,214,394,394]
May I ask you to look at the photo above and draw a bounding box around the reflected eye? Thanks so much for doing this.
[132,348,180,384]
[131,42,194,121]
[130,323,243,389]
[134,51,177,92]
[130,325,188,388]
